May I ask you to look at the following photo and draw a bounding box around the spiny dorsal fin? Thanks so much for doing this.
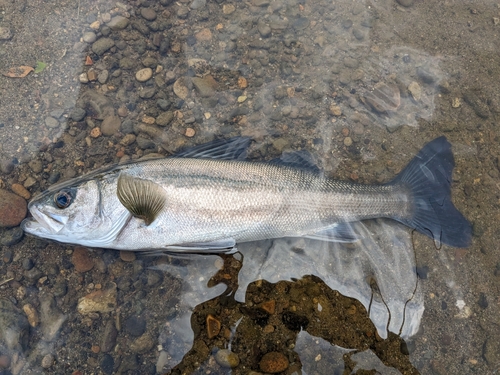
[174,136,251,160]
[117,173,166,225]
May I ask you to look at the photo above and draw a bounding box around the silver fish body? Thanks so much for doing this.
[22,137,471,251]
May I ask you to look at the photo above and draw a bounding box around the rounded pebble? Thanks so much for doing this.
[344,137,353,146]
[45,117,59,128]
[259,352,289,373]
[135,68,153,82]
[101,115,121,136]
[11,183,31,200]
[82,32,97,43]
[41,354,54,369]
[0,189,27,227]
[71,247,94,273]
[215,349,240,368]
[140,8,157,21]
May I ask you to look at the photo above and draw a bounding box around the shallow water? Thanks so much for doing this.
[0,0,499,374]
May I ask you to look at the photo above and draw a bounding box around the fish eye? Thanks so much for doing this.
[54,190,73,209]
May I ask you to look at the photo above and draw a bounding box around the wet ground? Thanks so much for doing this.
[0,0,500,374]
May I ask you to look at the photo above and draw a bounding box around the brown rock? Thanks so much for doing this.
[260,300,276,314]
[0,189,27,227]
[206,314,221,339]
[72,246,94,273]
[120,251,136,262]
[11,184,31,200]
[101,115,121,136]
[259,352,289,373]
[195,28,212,42]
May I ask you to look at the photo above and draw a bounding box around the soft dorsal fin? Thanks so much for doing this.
[117,173,167,225]
[174,137,251,160]
[268,150,321,174]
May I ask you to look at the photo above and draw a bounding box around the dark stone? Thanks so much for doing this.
[100,354,114,375]
[0,227,24,246]
[415,266,429,279]
[282,311,309,331]
[70,108,86,122]
[478,293,488,309]
[125,315,146,337]
[101,320,118,352]
[22,258,34,271]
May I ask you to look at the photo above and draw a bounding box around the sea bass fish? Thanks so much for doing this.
[21,136,471,251]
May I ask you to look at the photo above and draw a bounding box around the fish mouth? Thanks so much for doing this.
[21,206,66,234]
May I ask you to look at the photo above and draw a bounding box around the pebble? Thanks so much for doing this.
[0,159,15,174]
[215,349,240,368]
[0,27,13,40]
[173,78,189,99]
[98,70,109,84]
[259,352,289,373]
[190,0,206,10]
[120,134,136,146]
[135,67,153,82]
[140,8,157,21]
[40,295,66,341]
[77,282,117,314]
[91,38,115,55]
[87,70,97,81]
[408,81,422,101]
[22,258,34,270]
[101,115,121,136]
[206,314,221,339]
[79,73,89,83]
[82,32,97,43]
[11,183,31,199]
[129,333,155,353]
[139,87,156,99]
[192,76,217,97]
[0,354,11,369]
[108,16,129,30]
[0,189,27,227]
[101,320,118,352]
[185,128,196,137]
[396,0,414,6]
[72,247,94,272]
[156,111,174,126]
[70,107,86,121]
[90,127,102,138]
[0,227,24,246]
[120,251,136,262]
[22,303,40,327]
[344,137,353,147]
[329,104,342,116]
[222,4,235,14]
[45,117,59,128]
[125,315,146,337]
[195,28,212,42]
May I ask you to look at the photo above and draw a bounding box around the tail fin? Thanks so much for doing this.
[389,136,472,248]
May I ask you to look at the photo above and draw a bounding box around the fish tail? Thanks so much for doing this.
[389,136,472,248]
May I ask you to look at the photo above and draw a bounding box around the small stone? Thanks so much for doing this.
[156,111,174,126]
[41,354,54,369]
[90,21,101,30]
[141,8,157,21]
[120,134,136,147]
[452,97,461,108]
[0,227,24,246]
[101,115,121,136]
[77,282,117,314]
[101,320,118,352]
[396,0,414,7]
[23,176,36,188]
[192,76,217,97]
[130,333,154,353]
[45,117,59,128]
[0,27,13,40]
[173,78,189,99]
[11,183,31,200]
[408,81,422,101]
[0,189,27,227]
[206,314,221,339]
[91,345,100,354]
[222,4,235,14]
[190,0,206,10]
[91,38,114,55]
[125,315,147,337]
[120,251,136,262]
[139,87,156,99]
[329,104,342,116]
[185,128,196,137]
[70,107,87,121]
[23,303,40,327]
[79,73,89,83]
[72,247,94,272]
[108,16,129,30]
[98,70,109,84]
[260,300,275,314]
[142,115,156,124]
[0,159,15,174]
[87,70,98,81]
[82,32,97,43]
[259,352,289,373]
[90,127,102,138]
[136,68,153,82]
[237,96,247,103]
[215,349,240,368]
[195,28,212,42]
[0,354,11,369]
[238,76,248,89]
[117,106,128,117]
[344,137,353,146]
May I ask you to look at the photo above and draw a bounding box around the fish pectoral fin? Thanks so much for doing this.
[304,223,360,243]
[164,238,237,252]
[117,173,167,225]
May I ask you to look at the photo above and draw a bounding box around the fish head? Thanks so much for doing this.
[22,178,121,246]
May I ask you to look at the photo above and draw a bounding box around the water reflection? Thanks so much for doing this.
[152,218,421,374]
